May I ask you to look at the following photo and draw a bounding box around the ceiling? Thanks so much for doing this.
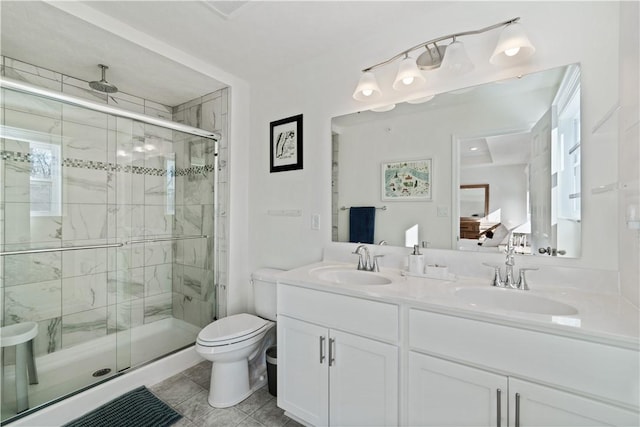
[0,1,440,107]
[460,132,532,168]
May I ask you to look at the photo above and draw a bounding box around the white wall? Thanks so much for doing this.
[246,2,623,302]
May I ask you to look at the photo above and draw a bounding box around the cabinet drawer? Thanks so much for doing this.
[278,284,399,343]
[409,309,639,409]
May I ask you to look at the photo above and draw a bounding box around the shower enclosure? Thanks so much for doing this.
[0,64,224,422]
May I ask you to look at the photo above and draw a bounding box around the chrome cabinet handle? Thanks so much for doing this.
[515,393,521,427]
[319,336,325,364]
[328,338,335,366]
[496,389,501,427]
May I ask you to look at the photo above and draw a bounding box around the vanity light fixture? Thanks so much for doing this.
[352,17,535,102]
[440,37,474,75]
[352,71,382,101]
[489,21,536,65]
[392,54,426,90]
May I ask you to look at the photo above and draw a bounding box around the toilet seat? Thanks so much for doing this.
[197,313,271,347]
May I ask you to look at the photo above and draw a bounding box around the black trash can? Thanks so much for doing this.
[266,346,277,397]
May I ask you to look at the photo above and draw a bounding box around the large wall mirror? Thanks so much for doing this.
[332,63,581,258]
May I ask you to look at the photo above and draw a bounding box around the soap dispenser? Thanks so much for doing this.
[408,244,425,274]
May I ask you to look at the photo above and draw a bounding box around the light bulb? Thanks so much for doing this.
[504,47,520,57]
[490,22,535,65]
[393,56,425,91]
[353,71,381,101]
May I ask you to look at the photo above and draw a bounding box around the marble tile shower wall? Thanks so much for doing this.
[171,88,229,324]
[0,56,227,358]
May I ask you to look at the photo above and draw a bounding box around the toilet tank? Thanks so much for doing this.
[252,268,284,321]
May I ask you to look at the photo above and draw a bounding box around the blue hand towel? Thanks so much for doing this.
[349,207,376,244]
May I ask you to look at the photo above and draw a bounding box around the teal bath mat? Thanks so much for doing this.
[63,386,181,427]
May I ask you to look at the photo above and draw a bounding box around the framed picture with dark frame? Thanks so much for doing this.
[270,114,303,173]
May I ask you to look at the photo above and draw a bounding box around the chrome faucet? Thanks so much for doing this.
[504,234,517,288]
[483,233,537,290]
[352,245,383,272]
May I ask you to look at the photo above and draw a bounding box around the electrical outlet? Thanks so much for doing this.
[311,214,320,230]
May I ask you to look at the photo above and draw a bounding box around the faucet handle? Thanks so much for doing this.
[517,267,538,290]
[483,263,503,287]
[372,255,384,272]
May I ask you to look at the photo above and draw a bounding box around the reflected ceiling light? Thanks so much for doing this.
[352,71,382,101]
[392,55,425,90]
[352,17,534,102]
[406,95,435,104]
[440,38,474,75]
[371,104,396,112]
[490,22,535,65]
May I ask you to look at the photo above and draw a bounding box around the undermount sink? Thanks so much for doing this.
[455,287,578,316]
[312,266,393,286]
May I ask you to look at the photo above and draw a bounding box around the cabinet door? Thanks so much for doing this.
[509,378,639,426]
[408,352,508,427]
[329,329,398,426]
[277,316,329,427]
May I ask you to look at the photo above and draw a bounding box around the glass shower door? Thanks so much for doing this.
[1,75,220,423]
[0,88,127,420]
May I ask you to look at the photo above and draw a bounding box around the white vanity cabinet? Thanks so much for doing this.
[408,352,638,426]
[509,378,639,426]
[408,352,508,426]
[408,308,640,426]
[277,284,399,426]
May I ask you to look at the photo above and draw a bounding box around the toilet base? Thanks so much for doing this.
[208,359,251,408]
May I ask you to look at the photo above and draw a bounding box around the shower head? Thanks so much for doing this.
[89,64,118,94]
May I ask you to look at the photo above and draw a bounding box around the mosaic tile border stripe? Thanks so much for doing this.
[1,150,215,177]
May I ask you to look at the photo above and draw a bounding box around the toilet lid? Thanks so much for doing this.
[198,313,268,345]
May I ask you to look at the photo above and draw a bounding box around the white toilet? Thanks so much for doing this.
[196,268,282,408]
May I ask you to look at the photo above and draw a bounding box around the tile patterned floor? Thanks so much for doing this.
[149,361,303,427]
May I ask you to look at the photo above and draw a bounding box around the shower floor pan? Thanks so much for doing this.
[1,317,199,422]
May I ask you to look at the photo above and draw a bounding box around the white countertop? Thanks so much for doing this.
[278,261,640,350]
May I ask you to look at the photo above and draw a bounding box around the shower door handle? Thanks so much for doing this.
[319,336,326,364]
